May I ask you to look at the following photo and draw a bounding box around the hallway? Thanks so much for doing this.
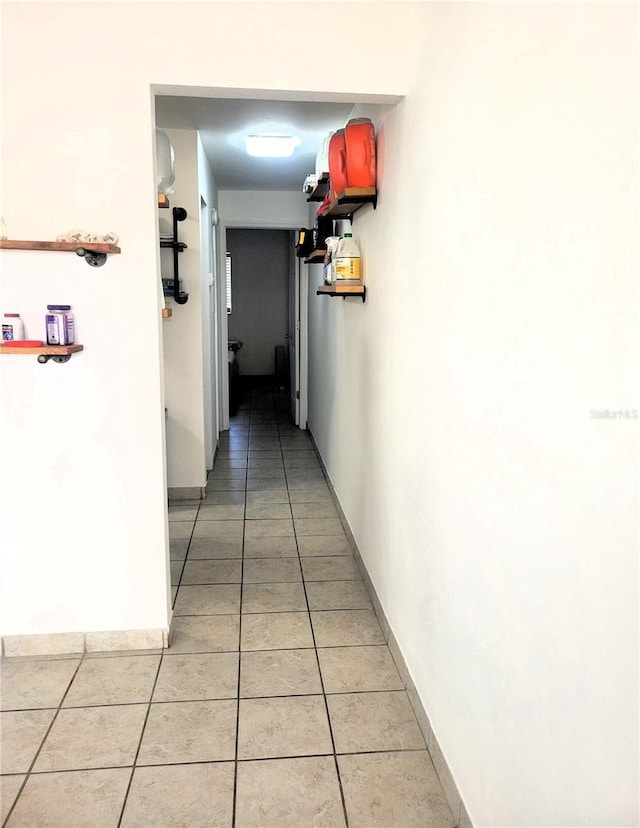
[1,389,455,827]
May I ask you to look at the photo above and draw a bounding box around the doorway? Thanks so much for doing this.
[226,228,297,418]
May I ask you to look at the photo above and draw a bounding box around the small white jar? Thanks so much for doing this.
[2,313,25,341]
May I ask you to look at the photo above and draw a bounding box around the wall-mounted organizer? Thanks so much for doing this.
[316,284,366,302]
[0,343,84,364]
[160,207,188,305]
[0,240,121,268]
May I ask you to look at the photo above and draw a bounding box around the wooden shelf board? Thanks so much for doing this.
[0,240,120,254]
[304,249,327,264]
[161,308,173,319]
[0,344,84,356]
[318,187,377,218]
[158,194,170,208]
[306,173,330,202]
[317,284,366,297]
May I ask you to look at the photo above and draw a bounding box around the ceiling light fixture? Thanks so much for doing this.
[244,134,300,158]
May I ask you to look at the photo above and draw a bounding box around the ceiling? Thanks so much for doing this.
[155,96,369,191]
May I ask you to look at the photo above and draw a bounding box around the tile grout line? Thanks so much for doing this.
[1,657,84,828]
[115,652,165,828]
[170,495,204,611]
[230,397,254,828]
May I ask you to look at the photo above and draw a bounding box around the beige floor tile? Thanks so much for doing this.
[311,610,385,647]
[34,705,146,771]
[121,762,235,828]
[192,519,244,540]
[301,556,360,581]
[214,458,248,469]
[318,646,404,693]
[0,710,55,773]
[207,478,246,491]
[240,649,322,698]
[243,536,298,558]
[246,470,285,482]
[237,695,332,760]
[1,658,79,711]
[209,468,247,479]
[168,503,200,522]
[305,580,372,611]
[168,615,240,653]
[338,751,455,828]
[245,503,291,520]
[235,756,345,828]
[188,537,243,559]
[288,488,333,504]
[181,559,242,584]
[241,613,314,651]
[7,768,130,828]
[286,473,326,487]
[244,519,294,539]
[174,585,241,616]
[137,700,236,765]
[203,490,245,506]
[0,774,24,823]
[294,518,345,537]
[153,652,239,701]
[243,558,302,584]
[198,504,245,521]
[283,456,321,468]
[248,441,280,451]
[170,539,189,561]
[328,691,425,753]
[246,490,290,505]
[290,502,338,519]
[297,536,351,556]
[63,655,159,707]
[246,479,287,492]
[171,558,183,585]
[248,459,283,470]
[242,582,307,614]
[169,521,194,540]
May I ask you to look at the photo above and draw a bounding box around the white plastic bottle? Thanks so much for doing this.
[334,233,361,283]
[2,313,25,341]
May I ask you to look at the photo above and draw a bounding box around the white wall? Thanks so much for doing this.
[227,229,290,376]
[197,133,219,469]
[161,128,207,490]
[308,4,638,826]
[219,190,309,230]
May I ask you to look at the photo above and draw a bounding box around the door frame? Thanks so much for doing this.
[217,219,308,431]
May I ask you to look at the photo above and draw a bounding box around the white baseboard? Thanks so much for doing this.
[2,627,170,658]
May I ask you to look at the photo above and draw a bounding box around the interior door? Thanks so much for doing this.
[288,236,300,424]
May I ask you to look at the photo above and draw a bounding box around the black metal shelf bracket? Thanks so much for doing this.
[75,247,107,268]
[37,354,72,364]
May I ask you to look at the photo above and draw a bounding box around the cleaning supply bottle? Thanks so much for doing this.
[334,233,361,284]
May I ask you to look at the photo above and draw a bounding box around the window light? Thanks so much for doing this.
[226,253,232,315]
[244,134,300,158]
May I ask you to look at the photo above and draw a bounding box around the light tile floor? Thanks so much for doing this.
[1,388,456,827]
